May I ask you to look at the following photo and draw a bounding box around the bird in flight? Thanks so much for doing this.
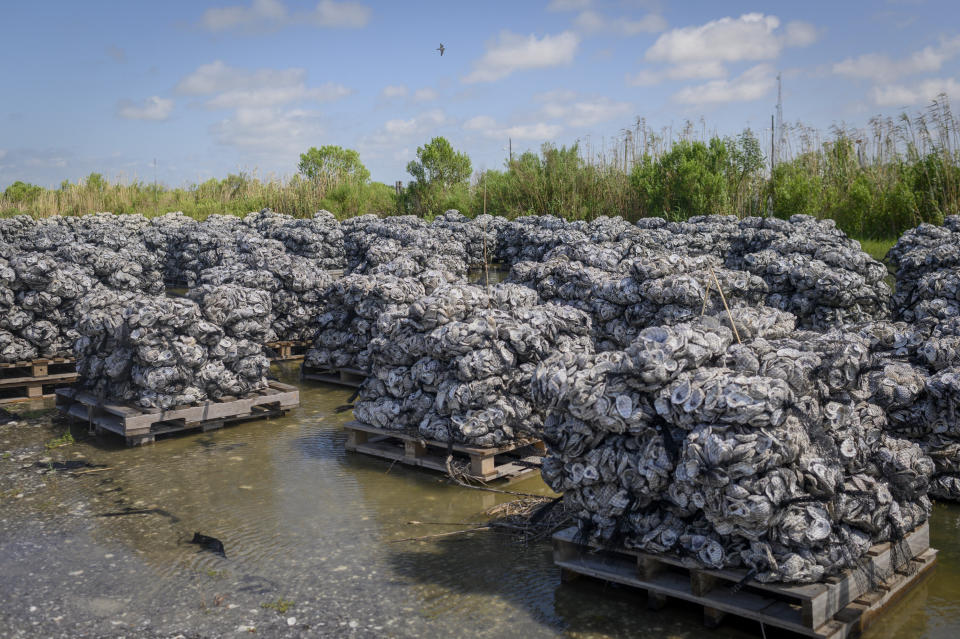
[437,43,445,56]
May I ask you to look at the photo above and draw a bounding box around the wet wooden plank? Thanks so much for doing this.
[56,381,299,441]
[344,421,543,482]
[552,526,935,639]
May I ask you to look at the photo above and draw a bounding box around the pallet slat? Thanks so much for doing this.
[55,381,299,445]
[266,340,310,362]
[344,420,544,483]
[301,365,366,388]
[553,525,936,639]
[0,358,78,405]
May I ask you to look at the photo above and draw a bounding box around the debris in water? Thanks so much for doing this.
[191,532,226,558]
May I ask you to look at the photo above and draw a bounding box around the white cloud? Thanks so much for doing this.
[536,89,578,102]
[205,83,351,109]
[871,77,960,106]
[783,21,817,47]
[627,60,726,85]
[117,96,174,121]
[646,13,815,64]
[503,123,563,139]
[547,0,592,11]
[462,115,563,142]
[199,0,369,32]
[200,0,287,31]
[212,106,325,154]
[635,14,815,88]
[175,61,350,109]
[383,109,447,137]
[463,30,580,83]
[672,64,774,104]
[305,0,370,27]
[463,115,561,140]
[413,88,439,102]
[833,36,960,82]
[176,61,301,95]
[538,95,632,126]
[573,10,666,35]
[381,85,408,98]
[464,115,498,131]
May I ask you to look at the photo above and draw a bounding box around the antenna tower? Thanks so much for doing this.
[776,73,784,164]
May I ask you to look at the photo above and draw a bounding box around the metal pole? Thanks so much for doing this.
[768,115,775,218]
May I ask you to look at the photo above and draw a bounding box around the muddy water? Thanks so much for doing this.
[1,364,958,638]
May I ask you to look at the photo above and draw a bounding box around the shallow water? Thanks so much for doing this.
[1,363,958,638]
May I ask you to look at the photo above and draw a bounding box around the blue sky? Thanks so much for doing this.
[1,0,957,189]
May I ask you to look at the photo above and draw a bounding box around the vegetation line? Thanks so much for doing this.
[3,97,958,241]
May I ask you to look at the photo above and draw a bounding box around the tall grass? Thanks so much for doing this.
[3,96,958,239]
[1,172,398,221]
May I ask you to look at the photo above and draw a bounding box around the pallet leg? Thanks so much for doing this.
[26,383,43,399]
[347,429,368,450]
[470,453,496,479]
[638,556,664,580]
[32,362,48,377]
[404,440,426,461]
[690,571,717,596]
[202,420,224,432]
[647,591,668,610]
[703,606,726,629]
[560,568,581,583]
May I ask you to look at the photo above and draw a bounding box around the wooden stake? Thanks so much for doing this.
[389,526,491,543]
[700,279,713,316]
[709,266,742,344]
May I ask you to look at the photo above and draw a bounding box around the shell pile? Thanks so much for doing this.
[353,282,592,447]
[508,214,891,339]
[888,216,960,324]
[243,209,345,269]
[304,273,426,372]
[73,289,269,410]
[0,214,168,363]
[510,251,769,350]
[194,250,334,342]
[340,214,471,278]
[532,307,933,583]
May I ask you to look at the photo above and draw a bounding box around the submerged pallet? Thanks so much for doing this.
[55,381,299,446]
[344,420,545,483]
[0,357,78,405]
[301,364,366,388]
[553,524,936,639]
[266,340,310,362]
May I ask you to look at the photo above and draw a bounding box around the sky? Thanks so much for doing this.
[1,0,958,190]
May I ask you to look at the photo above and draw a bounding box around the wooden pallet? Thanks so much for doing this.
[301,364,366,388]
[55,381,299,446]
[344,420,545,483]
[266,340,310,362]
[553,524,936,639]
[0,357,78,405]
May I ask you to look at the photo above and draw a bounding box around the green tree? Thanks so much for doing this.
[298,146,370,186]
[404,136,472,217]
[3,181,44,203]
[631,138,730,218]
[725,129,764,215]
[85,173,107,192]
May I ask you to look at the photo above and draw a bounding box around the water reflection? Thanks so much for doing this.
[8,361,960,637]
